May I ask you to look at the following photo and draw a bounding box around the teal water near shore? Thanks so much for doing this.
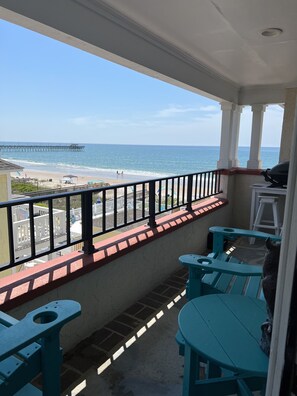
[2,143,280,180]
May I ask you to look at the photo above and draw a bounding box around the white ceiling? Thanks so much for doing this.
[100,0,297,87]
[1,0,297,103]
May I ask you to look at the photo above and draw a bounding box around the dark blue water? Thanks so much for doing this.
[1,142,280,179]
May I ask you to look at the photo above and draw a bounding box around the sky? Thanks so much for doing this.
[0,19,283,147]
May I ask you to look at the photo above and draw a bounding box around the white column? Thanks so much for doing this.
[247,104,267,169]
[230,105,243,167]
[217,102,235,169]
[266,98,297,395]
[279,88,297,162]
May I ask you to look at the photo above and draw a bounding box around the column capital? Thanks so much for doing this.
[234,105,244,114]
[251,104,267,113]
[220,102,236,111]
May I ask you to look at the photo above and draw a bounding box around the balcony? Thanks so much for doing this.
[1,1,297,393]
[0,167,271,394]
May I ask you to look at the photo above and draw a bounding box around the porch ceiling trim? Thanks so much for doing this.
[1,0,238,103]
[239,85,286,105]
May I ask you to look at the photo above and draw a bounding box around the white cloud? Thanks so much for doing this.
[69,116,140,128]
[66,104,283,147]
[155,105,198,118]
[199,105,219,112]
[70,116,93,126]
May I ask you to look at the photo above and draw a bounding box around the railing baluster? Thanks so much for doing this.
[114,189,117,228]
[177,177,180,206]
[171,178,175,209]
[142,183,145,218]
[165,179,168,210]
[133,185,137,221]
[158,180,162,213]
[102,190,106,232]
[124,186,128,225]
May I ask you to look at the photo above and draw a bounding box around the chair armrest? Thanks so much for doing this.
[0,300,81,362]
[209,226,281,254]
[179,254,262,276]
[209,226,281,241]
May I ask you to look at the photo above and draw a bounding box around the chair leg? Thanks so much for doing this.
[237,379,254,396]
[272,202,280,235]
[206,361,222,378]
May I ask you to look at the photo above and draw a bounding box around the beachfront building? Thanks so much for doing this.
[0,159,23,269]
[0,159,71,274]
[0,159,23,202]
[0,2,297,394]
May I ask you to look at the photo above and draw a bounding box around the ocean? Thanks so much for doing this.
[1,143,280,181]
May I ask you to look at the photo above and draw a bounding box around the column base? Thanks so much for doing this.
[232,159,240,167]
[217,159,233,169]
[247,159,263,169]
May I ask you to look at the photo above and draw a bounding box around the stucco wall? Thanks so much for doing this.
[8,203,230,352]
[224,173,264,229]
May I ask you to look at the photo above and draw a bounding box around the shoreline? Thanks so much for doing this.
[11,168,138,190]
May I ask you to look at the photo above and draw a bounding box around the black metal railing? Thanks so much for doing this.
[0,169,222,271]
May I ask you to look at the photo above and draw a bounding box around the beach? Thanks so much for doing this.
[11,168,133,190]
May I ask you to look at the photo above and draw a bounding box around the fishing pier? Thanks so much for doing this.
[0,144,85,152]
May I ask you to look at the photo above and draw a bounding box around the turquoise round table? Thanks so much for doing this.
[178,294,269,395]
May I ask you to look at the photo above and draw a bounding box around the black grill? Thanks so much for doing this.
[261,161,289,188]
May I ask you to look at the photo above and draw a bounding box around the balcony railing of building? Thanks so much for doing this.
[0,169,222,271]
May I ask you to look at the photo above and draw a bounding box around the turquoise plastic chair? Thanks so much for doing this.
[0,300,81,395]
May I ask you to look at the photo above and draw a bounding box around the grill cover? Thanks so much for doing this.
[261,161,289,188]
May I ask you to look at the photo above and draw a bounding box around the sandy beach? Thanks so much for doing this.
[11,169,134,190]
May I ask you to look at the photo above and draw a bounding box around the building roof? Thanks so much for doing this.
[0,158,23,172]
